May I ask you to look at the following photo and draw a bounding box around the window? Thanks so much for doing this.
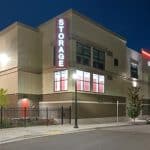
[114,58,118,66]
[107,50,113,57]
[76,42,91,66]
[130,63,138,79]
[54,70,68,91]
[93,74,105,93]
[53,46,56,66]
[93,48,105,70]
[76,70,90,91]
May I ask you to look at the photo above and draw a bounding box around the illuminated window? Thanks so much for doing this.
[76,70,90,91]
[93,74,104,93]
[54,70,68,91]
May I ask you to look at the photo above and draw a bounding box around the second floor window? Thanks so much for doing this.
[93,48,105,70]
[130,63,138,79]
[114,58,119,66]
[76,42,91,66]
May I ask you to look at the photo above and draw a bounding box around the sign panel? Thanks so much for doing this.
[141,48,150,59]
[55,18,68,68]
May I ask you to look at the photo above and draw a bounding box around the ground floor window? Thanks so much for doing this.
[54,70,68,91]
[54,70,104,93]
[76,70,90,91]
[93,74,105,93]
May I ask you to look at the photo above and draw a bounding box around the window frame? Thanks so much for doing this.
[92,74,105,93]
[76,70,91,92]
[130,63,138,79]
[93,48,105,70]
[54,70,68,92]
[76,42,91,66]
[114,58,119,66]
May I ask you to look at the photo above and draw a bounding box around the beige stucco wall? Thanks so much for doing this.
[71,12,128,75]
[18,71,41,94]
[17,24,42,94]
[127,48,150,98]
[18,24,42,73]
[0,24,18,94]
[36,10,150,101]
[39,10,134,98]
[0,24,18,71]
[0,68,18,94]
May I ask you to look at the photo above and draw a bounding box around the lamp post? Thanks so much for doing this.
[72,72,78,128]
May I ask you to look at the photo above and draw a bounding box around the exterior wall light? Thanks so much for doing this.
[147,61,150,67]
[0,53,10,66]
[132,80,137,87]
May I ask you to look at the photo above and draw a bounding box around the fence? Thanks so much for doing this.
[0,106,71,128]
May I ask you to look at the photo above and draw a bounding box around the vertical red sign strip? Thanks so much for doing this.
[55,18,68,68]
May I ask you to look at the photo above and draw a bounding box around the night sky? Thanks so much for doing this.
[0,0,150,51]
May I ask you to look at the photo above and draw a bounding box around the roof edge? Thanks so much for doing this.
[0,22,38,36]
[38,8,127,43]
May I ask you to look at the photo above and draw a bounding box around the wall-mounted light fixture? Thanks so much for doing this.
[0,53,10,66]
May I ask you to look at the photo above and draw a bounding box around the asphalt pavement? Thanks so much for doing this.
[1,125,150,150]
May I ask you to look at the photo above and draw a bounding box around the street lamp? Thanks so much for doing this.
[72,71,78,128]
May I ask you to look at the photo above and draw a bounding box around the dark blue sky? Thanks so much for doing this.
[0,0,150,51]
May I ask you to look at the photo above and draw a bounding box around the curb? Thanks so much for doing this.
[0,123,130,145]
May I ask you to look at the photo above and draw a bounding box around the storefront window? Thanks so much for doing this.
[54,70,68,91]
[93,74,104,93]
[76,70,90,91]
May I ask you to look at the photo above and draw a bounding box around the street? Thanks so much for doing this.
[1,125,150,150]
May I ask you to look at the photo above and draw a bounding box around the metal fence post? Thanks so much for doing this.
[61,106,64,125]
[117,100,119,123]
[69,106,71,124]
[0,106,3,127]
[46,107,49,126]
[24,107,27,127]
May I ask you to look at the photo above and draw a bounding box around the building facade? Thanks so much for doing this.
[0,9,150,120]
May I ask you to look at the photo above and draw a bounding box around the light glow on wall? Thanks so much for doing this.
[0,53,10,66]
[72,72,78,80]
[148,61,150,67]
[132,80,137,87]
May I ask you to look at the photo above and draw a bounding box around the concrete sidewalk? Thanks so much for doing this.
[0,122,129,144]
